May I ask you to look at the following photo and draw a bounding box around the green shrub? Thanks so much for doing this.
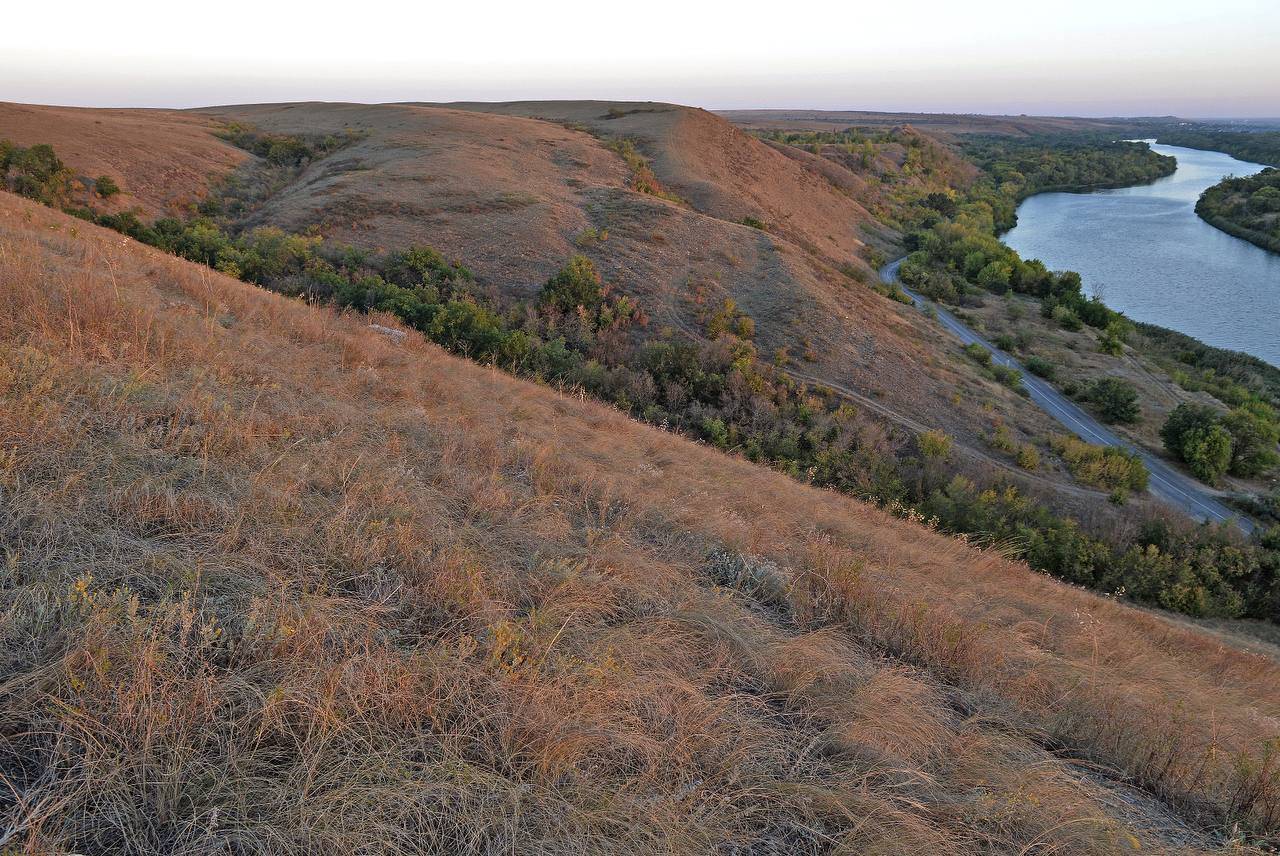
[1161,403,1234,484]
[991,363,1023,390]
[918,429,953,460]
[540,255,604,312]
[1024,355,1055,379]
[1087,377,1141,424]
[1182,424,1234,484]
[94,175,121,198]
[1051,304,1083,331]
[963,342,992,367]
[1098,320,1127,356]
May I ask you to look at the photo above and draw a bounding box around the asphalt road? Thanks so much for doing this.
[881,259,1253,535]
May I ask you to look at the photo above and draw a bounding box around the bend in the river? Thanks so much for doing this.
[1002,143,1280,367]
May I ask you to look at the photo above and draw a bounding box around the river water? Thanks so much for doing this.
[1001,143,1280,367]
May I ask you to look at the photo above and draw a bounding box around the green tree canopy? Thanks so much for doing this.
[1087,377,1141,424]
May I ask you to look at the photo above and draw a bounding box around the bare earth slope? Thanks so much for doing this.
[0,101,247,216]
[2,192,1280,853]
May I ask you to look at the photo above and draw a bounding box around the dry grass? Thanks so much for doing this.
[1,194,1278,854]
[0,101,247,216]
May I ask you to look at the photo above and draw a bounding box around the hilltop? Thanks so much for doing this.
[3,184,1280,853]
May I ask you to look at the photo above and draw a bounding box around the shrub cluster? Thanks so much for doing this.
[0,140,75,206]
[1050,434,1149,493]
[1162,403,1280,484]
[215,122,361,168]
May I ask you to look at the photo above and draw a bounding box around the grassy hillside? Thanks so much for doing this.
[2,99,1091,497]
[0,101,247,216]
[3,186,1280,852]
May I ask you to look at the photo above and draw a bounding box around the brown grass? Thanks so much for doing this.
[0,101,247,216]
[1,194,1278,854]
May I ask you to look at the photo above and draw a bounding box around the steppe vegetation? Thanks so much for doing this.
[4,192,1280,853]
[7,127,1280,622]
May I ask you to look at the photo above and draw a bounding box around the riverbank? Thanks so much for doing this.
[1194,168,1280,254]
[882,259,1257,532]
[1002,143,1280,367]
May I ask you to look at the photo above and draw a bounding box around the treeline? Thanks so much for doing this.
[9,134,1280,621]
[1195,167,1280,254]
[957,136,1177,228]
[1156,129,1280,167]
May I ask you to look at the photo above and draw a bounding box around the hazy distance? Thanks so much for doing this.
[5,0,1279,117]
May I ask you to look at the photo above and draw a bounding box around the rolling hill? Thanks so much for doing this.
[3,181,1280,853]
[0,101,246,216]
[1,99,1096,491]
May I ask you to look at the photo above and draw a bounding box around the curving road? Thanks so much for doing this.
[881,259,1253,535]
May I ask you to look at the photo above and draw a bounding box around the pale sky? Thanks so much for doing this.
[5,0,1279,117]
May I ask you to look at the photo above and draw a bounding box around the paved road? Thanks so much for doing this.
[881,259,1253,535]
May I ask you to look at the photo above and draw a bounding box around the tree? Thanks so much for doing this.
[1161,403,1237,483]
[1161,404,1220,458]
[1222,407,1280,477]
[1181,424,1234,484]
[1087,377,1140,424]
[976,260,1012,293]
[540,255,604,312]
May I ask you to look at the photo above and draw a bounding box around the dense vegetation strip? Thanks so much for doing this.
[958,135,1178,213]
[1156,129,1280,168]
[1195,168,1280,254]
[3,133,1279,622]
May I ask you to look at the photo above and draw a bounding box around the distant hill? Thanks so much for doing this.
[718,108,1159,138]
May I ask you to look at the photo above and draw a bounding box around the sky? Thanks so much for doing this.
[5,0,1279,117]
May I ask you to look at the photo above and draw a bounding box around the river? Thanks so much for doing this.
[1001,143,1280,367]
